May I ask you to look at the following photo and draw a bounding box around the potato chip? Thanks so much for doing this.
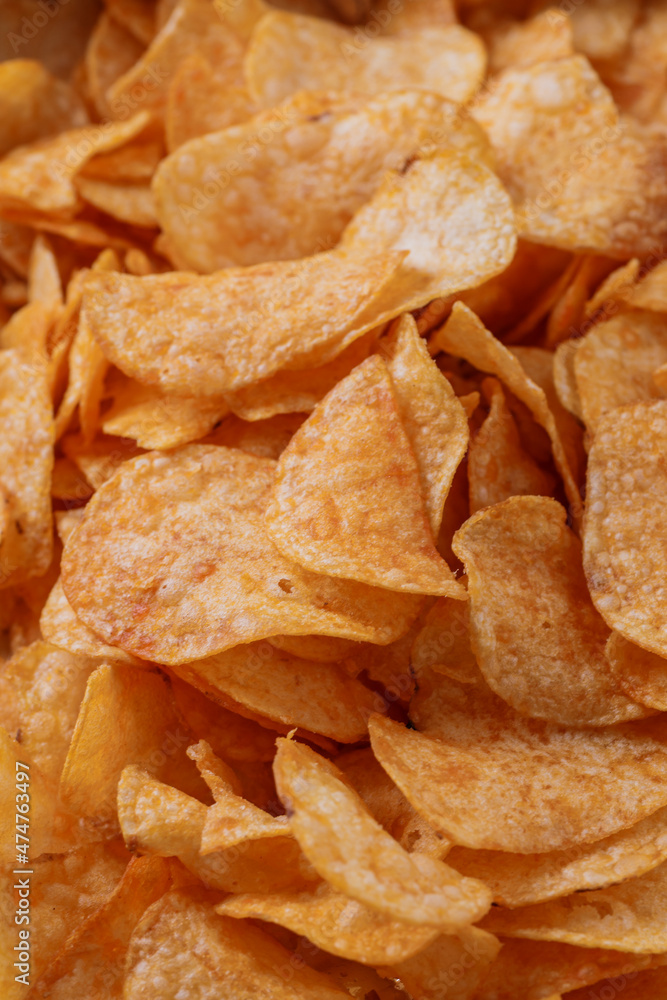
[106,0,156,44]
[448,799,667,908]
[80,249,404,395]
[61,431,144,489]
[0,59,88,158]
[379,0,456,34]
[369,670,667,852]
[0,347,54,587]
[54,322,109,440]
[553,339,583,421]
[0,113,150,217]
[59,662,197,824]
[546,0,640,61]
[118,765,314,893]
[267,354,463,596]
[0,726,67,863]
[481,858,667,952]
[124,887,351,999]
[273,738,491,929]
[565,967,667,1000]
[61,446,422,663]
[468,378,556,512]
[85,12,146,119]
[478,9,573,74]
[0,640,96,783]
[101,369,229,449]
[432,302,581,516]
[245,13,485,107]
[81,139,166,184]
[606,632,667,711]
[476,938,667,1000]
[621,258,667,311]
[27,233,63,308]
[381,314,469,536]
[204,412,305,457]
[222,332,378,422]
[544,254,616,349]
[165,53,256,151]
[573,310,667,431]
[153,89,492,271]
[74,177,158,228]
[473,56,667,257]
[381,926,500,1000]
[410,596,479,685]
[584,257,642,319]
[217,881,442,965]
[108,0,263,116]
[452,495,648,725]
[27,855,174,1000]
[583,400,667,658]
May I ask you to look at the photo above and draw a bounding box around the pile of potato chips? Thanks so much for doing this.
[3,0,667,996]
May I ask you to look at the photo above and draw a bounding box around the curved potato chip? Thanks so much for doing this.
[382,314,469,536]
[123,888,350,999]
[468,379,556,512]
[410,596,480,685]
[481,859,667,953]
[476,938,667,1000]
[267,355,463,596]
[74,177,158,228]
[432,303,581,516]
[153,89,492,271]
[452,495,647,725]
[61,446,422,663]
[267,634,359,663]
[54,322,109,441]
[0,112,150,217]
[574,309,667,430]
[80,249,405,396]
[0,59,88,157]
[473,56,667,256]
[245,13,485,107]
[101,369,229,449]
[273,738,491,930]
[217,882,441,965]
[583,400,667,658]
[0,348,54,587]
[606,632,667,711]
[204,412,305,457]
[118,766,311,893]
[85,12,146,119]
[479,9,574,74]
[553,338,583,420]
[382,926,500,1000]
[565,967,667,1000]
[369,670,667,852]
[165,53,256,151]
[449,801,667,908]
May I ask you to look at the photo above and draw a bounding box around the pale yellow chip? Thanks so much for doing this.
[273,738,491,930]
[452,495,648,725]
[266,354,463,596]
[153,89,492,271]
[583,400,667,658]
[124,888,351,999]
[369,669,667,853]
[216,881,442,966]
[574,309,667,430]
[481,858,667,952]
[61,445,422,663]
[245,12,485,107]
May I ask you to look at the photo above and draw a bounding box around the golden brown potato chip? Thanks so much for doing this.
[583,400,667,658]
[80,249,404,395]
[473,56,667,256]
[565,967,667,1000]
[448,800,667,908]
[553,338,583,421]
[267,633,358,663]
[476,938,667,1000]
[267,354,463,596]
[382,314,469,536]
[61,431,144,490]
[481,858,667,952]
[118,765,314,892]
[204,412,305,457]
[153,89,491,271]
[468,378,556,512]
[584,257,642,318]
[410,596,480,686]
[124,887,351,999]
[74,177,158,228]
[544,0,640,61]
[0,347,54,587]
[273,738,491,930]
[61,445,421,663]
[369,669,667,852]
[606,632,667,711]
[27,233,62,308]
[432,302,581,516]
[59,662,196,825]
[0,640,96,783]
[452,495,648,725]
[574,310,667,430]
[478,9,573,74]
[54,322,108,440]
[81,138,166,184]
[85,11,146,119]
[621,259,667,311]
[165,52,256,151]
[0,59,88,157]
[381,926,501,1000]
[27,855,174,1000]
[0,113,150,217]
[544,254,616,349]
[217,881,442,965]
[101,369,229,449]
[245,12,485,107]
